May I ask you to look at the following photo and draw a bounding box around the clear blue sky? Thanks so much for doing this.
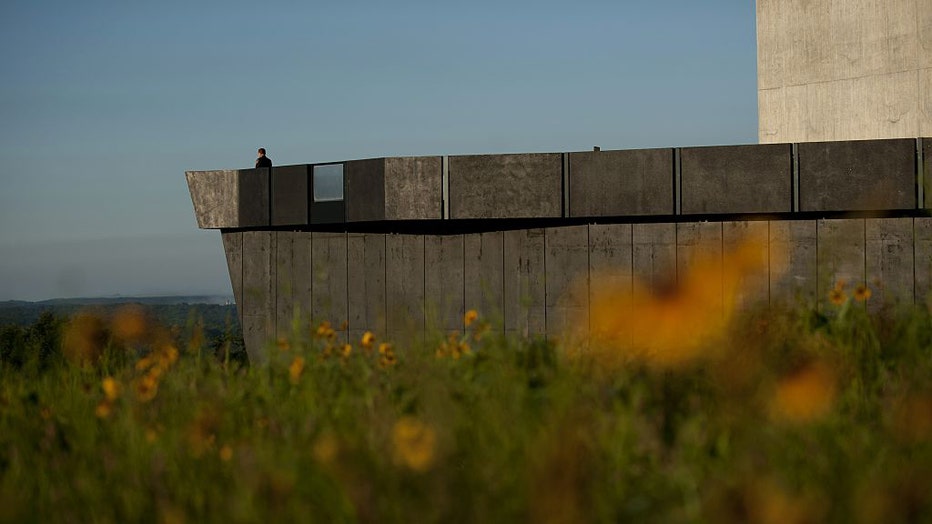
[0,1,758,301]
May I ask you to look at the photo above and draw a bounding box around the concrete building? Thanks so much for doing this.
[757,0,932,142]
[186,2,932,363]
[187,140,932,362]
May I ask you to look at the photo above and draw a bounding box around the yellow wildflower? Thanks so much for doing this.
[392,416,437,472]
[135,374,159,403]
[828,288,847,306]
[102,377,121,402]
[289,357,305,384]
[453,341,471,359]
[588,238,768,369]
[770,362,836,423]
[341,344,352,358]
[95,401,112,419]
[111,305,149,344]
[379,343,397,368]
[315,321,335,339]
[276,337,290,350]
[313,433,339,465]
[62,312,107,364]
[464,310,478,328]
[219,445,233,462]
[853,284,871,302]
[361,331,376,350]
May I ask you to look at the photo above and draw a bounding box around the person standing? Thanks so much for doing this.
[255,148,272,168]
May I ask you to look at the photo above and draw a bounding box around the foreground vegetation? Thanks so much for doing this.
[1,294,931,523]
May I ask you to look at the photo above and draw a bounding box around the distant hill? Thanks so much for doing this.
[0,296,239,330]
[0,295,234,308]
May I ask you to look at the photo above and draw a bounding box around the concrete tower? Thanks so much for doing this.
[757,0,932,143]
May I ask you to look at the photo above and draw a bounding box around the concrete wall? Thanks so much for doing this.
[757,0,932,142]
[222,217,932,360]
[189,138,929,230]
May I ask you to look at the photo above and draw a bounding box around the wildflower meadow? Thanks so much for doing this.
[2,257,932,522]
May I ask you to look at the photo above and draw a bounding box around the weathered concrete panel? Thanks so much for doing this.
[681,144,792,214]
[275,231,295,338]
[465,232,505,326]
[817,219,866,305]
[386,235,425,342]
[924,138,932,208]
[568,149,673,217]
[344,158,386,222]
[186,170,238,229]
[504,228,546,337]
[449,154,562,219]
[425,235,465,332]
[238,169,271,226]
[242,231,274,363]
[311,232,348,334]
[545,226,589,341]
[385,157,442,220]
[293,232,312,327]
[271,165,309,226]
[588,223,633,303]
[185,169,270,228]
[347,234,387,336]
[273,231,312,339]
[916,218,932,307]
[866,218,915,307]
[632,223,676,295]
[757,0,929,142]
[221,231,243,326]
[799,139,917,211]
[922,70,932,138]
[676,222,724,314]
[770,220,818,306]
[723,221,770,309]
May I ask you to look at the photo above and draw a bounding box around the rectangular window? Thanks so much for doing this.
[313,164,344,202]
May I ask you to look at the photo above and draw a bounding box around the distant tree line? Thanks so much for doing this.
[0,305,246,371]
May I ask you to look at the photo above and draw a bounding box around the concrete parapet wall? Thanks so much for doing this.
[188,137,931,229]
[222,217,932,360]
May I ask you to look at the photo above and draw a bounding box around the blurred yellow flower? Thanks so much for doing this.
[464,310,478,328]
[361,331,375,350]
[342,344,352,358]
[102,377,121,402]
[828,288,847,306]
[315,321,335,339]
[95,401,112,419]
[853,284,871,302]
[313,433,339,465]
[289,356,305,385]
[770,362,836,423]
[392,416,437,472]
[588,236,772,369]
[453,341,470,360]
[111,305,148,344]
[62,312,107,364]
[219,445,233,462]
[135,374,159,403]
[379,343,397,368]
[276,337,290,351]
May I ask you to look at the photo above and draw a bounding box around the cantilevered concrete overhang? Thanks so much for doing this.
[187,138,932,363]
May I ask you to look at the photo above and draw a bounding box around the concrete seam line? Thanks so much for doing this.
[792,143,800,213]
[916,138,924,210]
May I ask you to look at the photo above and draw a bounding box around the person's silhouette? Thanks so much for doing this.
[255,148,272,168]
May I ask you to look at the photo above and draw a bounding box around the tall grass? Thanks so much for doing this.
[1,296,931,523]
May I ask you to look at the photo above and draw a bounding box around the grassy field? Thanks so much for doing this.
[1,289,931,523]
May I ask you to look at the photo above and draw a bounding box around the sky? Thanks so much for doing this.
[0,1,759,301]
